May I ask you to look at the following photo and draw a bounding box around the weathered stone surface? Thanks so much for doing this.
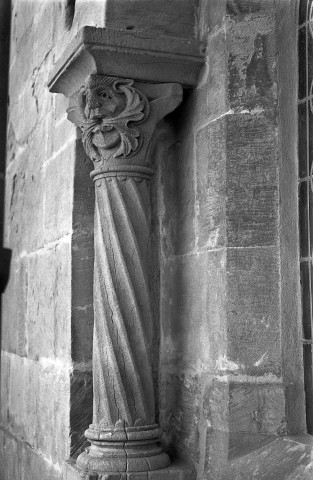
[1,255,28,356]
[226,112,279,248]
[228,381,286,436]
[1,352,71,464]
[70,368,93,458]
[0,1,10,251]
[72,141,94,364]
[226,247,281,374]
[159,370,201,464]
[4,131,45,253]
[8,354,39,448]
[197,377,286,479]
[48,27,205,96]
[10,1,34,68]
[226,2,277,111]
[200,379,229,479]
[105,0,197,39]
[44,144,75,243]
[20,440,63,480]
[0,174,4,242]
[0,352,10,427]
[2,1,307,480]
[196,120,226,251]
[64,459,195,480]
[33,2,56,66]
[223,436,313,480]
[160,134,196,256]
[201,0,227,36]
[2,0,82,478]
[45,112,77,161]
[159,250,227,466]
[72,0,197,42]
[36,359,71,463]
[0,428,20,480]
[0,426,64,480]
[160,250,226,371]
[16,256,28,357]
[1,257,19,354]
[277,0,306,436]
[9,79,40,144]
[27,240,71,361]
[173,27,228,136]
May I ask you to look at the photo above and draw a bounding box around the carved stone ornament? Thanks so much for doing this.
[66,74,183,476]
[67,75,150,162]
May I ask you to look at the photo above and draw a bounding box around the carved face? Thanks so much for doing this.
[84,86,126,120]
[67,75,149,161]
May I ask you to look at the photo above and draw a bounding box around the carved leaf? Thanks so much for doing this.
[67,75,149,162]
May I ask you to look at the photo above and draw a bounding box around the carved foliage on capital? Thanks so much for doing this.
[67,74,149,162]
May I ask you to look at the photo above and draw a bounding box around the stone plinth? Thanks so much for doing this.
[64,460,195,480]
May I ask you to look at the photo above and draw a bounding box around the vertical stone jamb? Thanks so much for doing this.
[67,75,182,474]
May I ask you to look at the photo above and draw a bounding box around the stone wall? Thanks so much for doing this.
[0,1,94,478]
[157,0,305,478]
[0,1,10,250]
[0,1,307,479]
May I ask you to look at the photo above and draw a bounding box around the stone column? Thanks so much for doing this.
[67,74,182,476]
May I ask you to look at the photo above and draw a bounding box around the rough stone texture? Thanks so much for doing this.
[105,0,197,39]
[157,0,306,478]
[0,1,10,254]
[70,368,93,459]
[70,141,95,458]
[226,247,281,374]
[71,0,197,40]
[1,0,308,480]
[277,0,306,437]
[43,145,75,243]
[49,26,204,98]
[1,1,90,478]
[0,427,63,480]
[161,135,196,256]
[64,460,195,480]
[27,240,71,361]
[224,436,313,479]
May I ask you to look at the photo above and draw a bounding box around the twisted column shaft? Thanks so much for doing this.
[66,75,182,474]
[93,173,154,427]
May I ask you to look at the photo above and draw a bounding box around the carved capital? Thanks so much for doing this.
[67,74,182,172]
[67,75,149,163]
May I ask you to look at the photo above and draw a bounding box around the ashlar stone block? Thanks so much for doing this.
[44,144,75,243]
[225,112,279,248]
[36,360,71,464]
[160,134,196,256]
[196,120,227,251]
[226,247,281,375]
[27,240,71,361]
[4,134,45,253]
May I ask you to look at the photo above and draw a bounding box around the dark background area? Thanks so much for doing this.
[0,1,11,295]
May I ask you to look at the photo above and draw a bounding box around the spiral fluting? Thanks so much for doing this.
[92,175,155,428]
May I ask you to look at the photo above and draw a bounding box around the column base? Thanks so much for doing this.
[64,459,195,480]
[77,450,170,474]
[76,424,171,474]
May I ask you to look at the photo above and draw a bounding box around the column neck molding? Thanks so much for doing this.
[91,165,155,183]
